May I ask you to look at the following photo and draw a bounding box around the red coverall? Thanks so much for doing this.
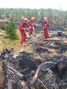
[28,21,34,36]
[19,22,29,44]
[44,21,49,38]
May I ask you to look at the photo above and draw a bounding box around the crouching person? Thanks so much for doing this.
[19,18,29,44]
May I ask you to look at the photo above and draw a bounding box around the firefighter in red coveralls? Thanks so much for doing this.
[43,17,50,38]
[19,18,29,44]
[28,17,35,36]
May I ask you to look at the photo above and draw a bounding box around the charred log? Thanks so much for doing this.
[29,62,57,86]
[8,74,12,89]
[29,61,67,86]
[7,65,25,80]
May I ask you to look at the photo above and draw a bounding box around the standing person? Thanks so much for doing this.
[28,17,35,36]
[19,18,29,44]
[43,17,50,38]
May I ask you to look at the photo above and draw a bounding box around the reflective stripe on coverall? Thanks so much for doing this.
[28,21,34,36]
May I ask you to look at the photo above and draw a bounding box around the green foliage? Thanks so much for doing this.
[47,9,54,25]
[56,10,64,25]
[5,18,18,40]
[40,9,45,19]
[63,11,67,25]
[0,8,67,27]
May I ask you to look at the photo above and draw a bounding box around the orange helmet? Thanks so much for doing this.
[44,17,47,21]
[24,18,28,22]
[31,17,35,21]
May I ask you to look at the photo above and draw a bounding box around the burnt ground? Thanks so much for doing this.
[3,34,67,89]
[13,37,67,89]
[0,30,67,89]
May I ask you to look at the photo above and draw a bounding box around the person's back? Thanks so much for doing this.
[43,17,50,38]
[44,20,49,28]
[28,17,35,36]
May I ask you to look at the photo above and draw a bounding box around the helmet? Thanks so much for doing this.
[31,17,35,21]
[44,17,47,21]
[24,18,28,22]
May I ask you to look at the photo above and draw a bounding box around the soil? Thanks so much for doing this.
[0,22,67,89]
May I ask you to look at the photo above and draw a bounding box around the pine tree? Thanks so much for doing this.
[5,18,18,40]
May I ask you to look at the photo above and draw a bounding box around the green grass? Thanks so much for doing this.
[0,40,3,53]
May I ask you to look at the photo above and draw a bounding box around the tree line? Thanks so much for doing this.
[0,8,67,25]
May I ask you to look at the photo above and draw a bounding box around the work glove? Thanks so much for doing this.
[33,27,34,29]
[29,27,31,29]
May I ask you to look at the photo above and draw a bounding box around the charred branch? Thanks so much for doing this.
[0,37,6,49]
[7,65,24,80]
[38,78,48,89]
[8,74,12,89]
[0,37,14,59]
[29,62,57,86]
